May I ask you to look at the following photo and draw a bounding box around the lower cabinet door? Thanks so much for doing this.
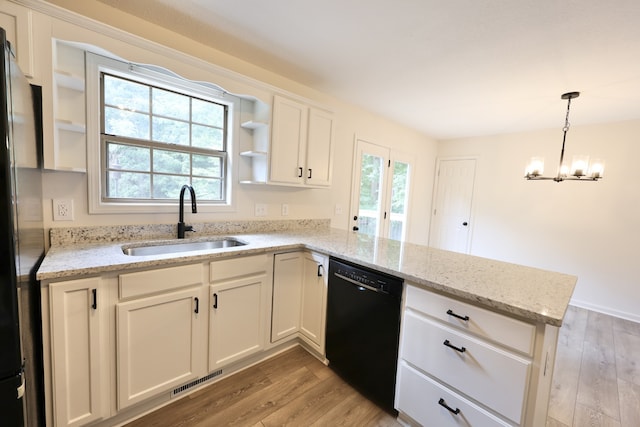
[299,252,327,352]
[50,278,108,427]
[209,275,266,370]
[116,287,202,409]
[396,362,512,427]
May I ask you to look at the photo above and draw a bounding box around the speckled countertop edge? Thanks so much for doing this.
[38,227,577,326]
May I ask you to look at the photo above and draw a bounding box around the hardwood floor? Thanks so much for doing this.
[547,306,640,427]
[126,306,640,427]
[125,345,401,427]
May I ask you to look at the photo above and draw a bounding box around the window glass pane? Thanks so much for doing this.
[192,154,221,177]
[152,88,190,120]
[192,124,223,150]
[192,177,222,201]
[192,98,224,127]
[391,162,409,214]
[152,175,188,199]
[152,117,190,145]
[107,171,150,198]
[153,149,189,174]
[103,75,150,113]
[107,142,150,172]
[390,161,410,241]
[358,153,384,236]
[105,106,150,140]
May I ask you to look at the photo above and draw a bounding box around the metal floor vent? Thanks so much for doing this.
[171,369,223,398]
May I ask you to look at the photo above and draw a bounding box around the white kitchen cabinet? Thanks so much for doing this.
[396,284,559,426]
[49,277,109,427]
[269,95,334,187]
[0,0,35,78]
[271,251,328,355]
[299,252,328,353]
[209,255,269,370]
[116,264,205,410]
[271,251,304,341]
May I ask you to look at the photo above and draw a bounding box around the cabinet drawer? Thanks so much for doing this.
[406,284,535,355]
[210,254,268,282]
[119,264,203,299]
[397,362,511,427]
[401,310,530,424]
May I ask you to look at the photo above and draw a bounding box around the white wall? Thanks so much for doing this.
[33,0,437,245]
[437,119,640,321]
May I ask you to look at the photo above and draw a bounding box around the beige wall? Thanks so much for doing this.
[437,119,640,321]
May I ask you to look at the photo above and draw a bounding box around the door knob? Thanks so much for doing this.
[462,222,468,226]
[353,226,359,231]
[353,215,358,220]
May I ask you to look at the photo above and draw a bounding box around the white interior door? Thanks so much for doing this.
[350,139,413,240]
[428,158,476,253]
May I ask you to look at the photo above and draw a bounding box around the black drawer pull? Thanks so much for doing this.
[438,398,460,415]
[446,309,469,321]
[91,289,97,310]
[213,293,218,309]
[443,339,466,353]
[194,297,199,314]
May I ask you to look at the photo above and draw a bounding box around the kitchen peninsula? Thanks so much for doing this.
[37,220,576,426]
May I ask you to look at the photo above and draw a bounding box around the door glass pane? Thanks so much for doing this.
[389,161,410,240]
[358,153,384,236]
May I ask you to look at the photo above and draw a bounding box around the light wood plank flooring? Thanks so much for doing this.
[126,306,639,426]
[125,345,401,427]
[547,306,640,427]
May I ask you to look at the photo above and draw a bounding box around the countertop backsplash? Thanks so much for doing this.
[49,219,331,246]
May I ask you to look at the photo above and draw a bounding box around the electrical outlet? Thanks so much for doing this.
[335,204,343,215]
[254,203,268,217]
[53,199,74,221]
[281,204,289,216]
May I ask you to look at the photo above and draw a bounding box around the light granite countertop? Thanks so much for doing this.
[37,227,577,326]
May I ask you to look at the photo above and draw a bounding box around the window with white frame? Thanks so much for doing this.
[86,52,237,213]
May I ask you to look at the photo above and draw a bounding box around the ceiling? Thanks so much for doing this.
[92,0,640,140]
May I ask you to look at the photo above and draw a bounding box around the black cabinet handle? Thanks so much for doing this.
[194,297,199,314]
[438,398,460,415]
[298,167,303,178]
[213,293,218,309]
[317,264,324,277]
[446,309,469,321]
[91,289,97,310]
[443,339,466,353]
[308,169,312,179]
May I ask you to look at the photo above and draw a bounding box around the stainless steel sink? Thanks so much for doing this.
[122,238,247,256]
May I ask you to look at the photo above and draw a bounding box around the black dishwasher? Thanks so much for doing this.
[326,257,403,414]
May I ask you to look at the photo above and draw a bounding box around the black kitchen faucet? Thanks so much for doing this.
[178,185,197,238]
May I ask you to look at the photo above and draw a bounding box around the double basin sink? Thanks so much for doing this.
[123,238,247,256]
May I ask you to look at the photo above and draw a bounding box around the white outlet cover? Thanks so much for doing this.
[53,198,74,221]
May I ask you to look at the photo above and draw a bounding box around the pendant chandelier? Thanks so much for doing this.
[525,92,604,182]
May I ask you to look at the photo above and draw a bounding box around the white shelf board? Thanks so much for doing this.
[240,150,268,158]
[240,120,268,130]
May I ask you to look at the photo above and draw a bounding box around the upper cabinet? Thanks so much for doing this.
[269,95,335,187]
[0,1,34,78]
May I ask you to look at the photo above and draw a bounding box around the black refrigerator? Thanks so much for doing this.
[0,27,45,426]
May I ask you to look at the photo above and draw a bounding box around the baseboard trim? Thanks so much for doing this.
[570,299,640,323]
